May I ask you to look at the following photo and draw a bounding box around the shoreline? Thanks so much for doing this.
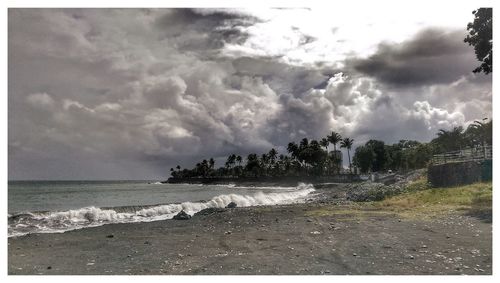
[8,182,323,238]
[8,183,492,275]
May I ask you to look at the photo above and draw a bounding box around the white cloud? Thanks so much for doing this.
[410,101,465,130]
[224,4,482,66]
[26,93,54,110]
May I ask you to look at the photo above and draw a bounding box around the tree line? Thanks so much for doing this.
[170,132,353,178]
[353,120,492,173]
[170,119,491,178]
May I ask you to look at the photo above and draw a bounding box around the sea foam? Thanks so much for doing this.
[8,183,315,237]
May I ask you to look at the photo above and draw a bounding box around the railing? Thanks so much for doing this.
[432,145,492,165]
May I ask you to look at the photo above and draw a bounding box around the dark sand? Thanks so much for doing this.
[8,186,492,275]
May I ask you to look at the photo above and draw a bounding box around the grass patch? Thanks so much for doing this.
[306,178,491,221]
[379,181,491,207]
[374,180,492,219]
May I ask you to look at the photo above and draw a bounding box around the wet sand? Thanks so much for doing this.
[8,189,492,275]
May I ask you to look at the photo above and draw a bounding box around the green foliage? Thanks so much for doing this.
[431,126,465,153]
[464,120,492,147]
[320,138,329,150]
[353,145,375,173]
[351,120,492,174]
[245,153,261,177]
[464,8,492,74]
[354,139,433,173]
[352,140,390,173]
[431,120,492,153]
[366,140,386,172]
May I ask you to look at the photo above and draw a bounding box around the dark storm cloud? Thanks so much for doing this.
[349,28,478,86]
[156,8,251,26]
[154,8,259,52]
[230,56,333,95]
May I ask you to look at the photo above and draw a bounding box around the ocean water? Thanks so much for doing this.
[8,181,316,237]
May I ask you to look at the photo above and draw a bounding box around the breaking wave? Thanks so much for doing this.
[8,183,315,237]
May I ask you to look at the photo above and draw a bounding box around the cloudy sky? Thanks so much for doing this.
[8,6,492,180]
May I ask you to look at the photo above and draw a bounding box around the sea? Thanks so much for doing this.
[8,181,316,237]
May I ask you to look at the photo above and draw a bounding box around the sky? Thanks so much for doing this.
[8,6,492,180]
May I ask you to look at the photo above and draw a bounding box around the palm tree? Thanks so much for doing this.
[320,138,329,152]
[299,138,309,150]
[283,156,292,176]
[268,148,278,163]
[201,159,209,177]
[176,165,181,172]
[268,148,278,176]
[468,119,492,158]
[287,142,299,160]
[328,132,342,151]
[340,137,354,173]
[225,154,236,169]
[236,155,242,166]
[195,162,201,176]
[261,153,270,175]
[209,158,215,170]
[328,132,342,173]
[246,153,261,177]
[434,126,464,152]
[319,138,330,173]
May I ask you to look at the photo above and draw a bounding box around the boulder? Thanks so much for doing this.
[226,202,237,208]
[84,212,97,222]
[193,207,226,216]
[173,210,191,220]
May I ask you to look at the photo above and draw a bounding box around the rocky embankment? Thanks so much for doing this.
[345,169,426,202]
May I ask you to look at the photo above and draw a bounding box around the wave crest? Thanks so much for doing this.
[8,183,315,237]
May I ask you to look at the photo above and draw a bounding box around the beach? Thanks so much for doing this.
[7,5,494,277]
[8,184,492,275]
